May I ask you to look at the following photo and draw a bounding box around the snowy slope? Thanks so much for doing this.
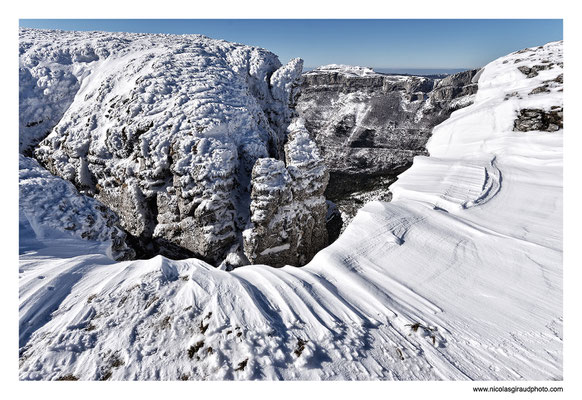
[19,42,562,380]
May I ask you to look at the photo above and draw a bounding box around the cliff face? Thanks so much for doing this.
[296,65,480,224]
[20,28,329,267]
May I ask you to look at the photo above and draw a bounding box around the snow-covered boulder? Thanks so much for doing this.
[19,28,319,265]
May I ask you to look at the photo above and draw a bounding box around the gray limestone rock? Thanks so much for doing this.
[513,107,563,132]
[243,121,329,267]
[295,66,480,223]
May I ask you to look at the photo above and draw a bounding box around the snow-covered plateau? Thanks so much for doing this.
[19,29,562,381]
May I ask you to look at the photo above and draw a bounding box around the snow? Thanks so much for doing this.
[260,244,291,256]
[308,64,379,77]
[19,40,563,380]
[19,154,133,260]
[20,28,307,263]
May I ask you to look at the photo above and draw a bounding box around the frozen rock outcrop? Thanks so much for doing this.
[243,121,329,267]
[19,154,134,260]
[514,107,563,132]
[20,28,323,265]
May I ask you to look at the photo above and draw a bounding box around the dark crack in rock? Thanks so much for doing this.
[325,201,343,244]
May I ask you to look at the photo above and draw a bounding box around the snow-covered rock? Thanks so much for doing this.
[312,64,378,77]
[19,154,134,260]
[19,28,322,265]
[243,120,329,266]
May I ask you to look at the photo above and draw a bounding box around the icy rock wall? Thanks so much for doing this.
[20,28,319,265]
[296,66,480,225]
[244,120,329,267]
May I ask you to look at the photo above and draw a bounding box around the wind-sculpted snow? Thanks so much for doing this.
[20,28,324,265]
[19,41,562,380]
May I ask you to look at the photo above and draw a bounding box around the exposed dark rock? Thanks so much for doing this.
[529,85,551,95]
[513,108,563,132]
[296,66,480,222]
[518,64,553,78]
[325,201,343,244]
[550,73,563,84]
[504,92,521,101]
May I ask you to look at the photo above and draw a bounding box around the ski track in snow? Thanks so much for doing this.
[19,39,563,380]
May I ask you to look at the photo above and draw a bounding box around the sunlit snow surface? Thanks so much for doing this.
[19,42,562,380]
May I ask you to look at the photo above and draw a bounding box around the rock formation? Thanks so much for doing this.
[243,120,329,266]
[296,65,480,225]
[19,28,330,266]
[514,107,563,132]
[19,154,134,260]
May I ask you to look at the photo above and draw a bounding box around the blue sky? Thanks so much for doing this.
[19,19,563,69]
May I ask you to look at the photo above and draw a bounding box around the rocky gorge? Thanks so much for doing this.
[295,65,481,227]
[19,28,329,268]
[18,34,564,381]
[21,28,553,269]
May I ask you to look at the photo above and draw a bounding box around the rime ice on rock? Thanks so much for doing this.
[20,28,313,264]
[243,120,329,267]
[19,155,134,260]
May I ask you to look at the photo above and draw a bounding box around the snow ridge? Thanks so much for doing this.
[19,154,134,260]
[307,64,379,77]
